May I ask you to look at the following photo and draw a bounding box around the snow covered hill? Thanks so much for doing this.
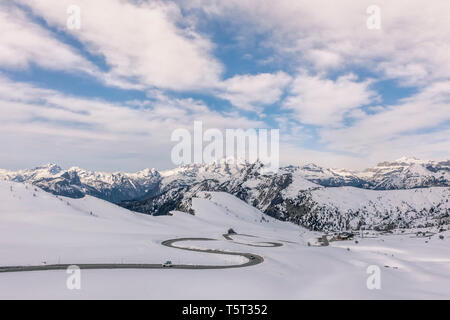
[285,186,450,231]
[1,180,450,299]
[0,180,296,268]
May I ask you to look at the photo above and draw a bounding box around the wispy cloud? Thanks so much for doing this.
[320,81,450,159]
[15,0,224,91]
[0,2,95,73]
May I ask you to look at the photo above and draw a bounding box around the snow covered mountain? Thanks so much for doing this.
[158,160,246,193]
[358,157,450,190]
[283,157,450,189]
[1,157,448,202]
[156,157,450,192]
[0,164,160,203]
[122,161,450,231]
[1,158,449,231]
[283,163,367,188]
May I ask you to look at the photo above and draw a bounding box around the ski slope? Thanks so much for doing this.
[0,181,449,299]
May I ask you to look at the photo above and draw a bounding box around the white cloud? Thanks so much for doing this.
[218,72,292,111]
[15,0,223,92]
[278,81,450,167]
[180,0,450,165]
[1,0,449,170]
[184,0,450,85]
[0,74,263,170]
[306,50,343,70]
[283,73,377,126]
[319,81,450,158]
[279,144,371,170]
[0,3,94,73]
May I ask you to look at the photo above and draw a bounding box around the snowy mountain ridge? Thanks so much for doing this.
[122,161,450,232]
[1,158,450,231]
[0,163,161,203]
[1,157,448,201]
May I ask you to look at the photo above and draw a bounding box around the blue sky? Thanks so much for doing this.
[0,0,449,171]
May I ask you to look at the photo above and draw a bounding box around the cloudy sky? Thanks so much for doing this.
[0,0,449,171]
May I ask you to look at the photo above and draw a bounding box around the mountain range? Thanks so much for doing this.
[1,157,449,231]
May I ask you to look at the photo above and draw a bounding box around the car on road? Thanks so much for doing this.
[163,261,173,267]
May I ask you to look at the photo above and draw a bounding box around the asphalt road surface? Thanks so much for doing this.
[0,236,282,274]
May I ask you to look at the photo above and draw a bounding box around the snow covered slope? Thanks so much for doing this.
[290,186,450,231]
[0,180,299,267]
[1,181,450,299]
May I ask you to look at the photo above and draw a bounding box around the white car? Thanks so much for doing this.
[163,261,173,267]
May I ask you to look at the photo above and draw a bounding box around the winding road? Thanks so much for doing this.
[0,235,283,274]
[222,233,283,247]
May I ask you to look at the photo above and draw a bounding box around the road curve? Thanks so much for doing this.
[222,234,283,247]
[0,237,268,274]
[161,238,264,269]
